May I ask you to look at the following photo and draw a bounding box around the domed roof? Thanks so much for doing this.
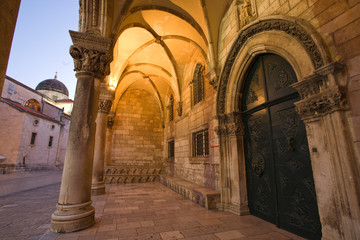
[35,73,69,97]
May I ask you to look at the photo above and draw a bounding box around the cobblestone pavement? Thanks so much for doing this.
[0,182,305,240]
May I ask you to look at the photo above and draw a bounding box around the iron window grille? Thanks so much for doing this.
[193,129,209,157]
[168,140,175,158]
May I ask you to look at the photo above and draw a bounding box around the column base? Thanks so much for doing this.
[220,202,250,216]
[91,181,106,196]
[50,201,95,233]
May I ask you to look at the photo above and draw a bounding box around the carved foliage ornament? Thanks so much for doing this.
[70,46,111,77]
[69,31,112,77]
[217,19,324,114]
[98,99,112,114]
[215,112,244,136]
[291,62,347,120]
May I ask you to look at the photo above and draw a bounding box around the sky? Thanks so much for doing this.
[6,0,79,99]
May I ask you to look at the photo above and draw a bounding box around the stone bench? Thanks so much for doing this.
[160,175,220,210]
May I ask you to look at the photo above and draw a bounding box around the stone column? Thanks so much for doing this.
[104,112,115,166]
[215,112,249,215]
[292,62,360,240]
[50,30,112,233]
[91,83,114,195]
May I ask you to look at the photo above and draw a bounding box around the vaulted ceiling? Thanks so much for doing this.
[106,0,232,115]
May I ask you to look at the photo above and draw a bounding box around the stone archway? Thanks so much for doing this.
[216,17,359,240]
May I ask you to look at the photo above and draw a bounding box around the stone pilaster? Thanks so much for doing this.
[292,62,360,240]
[50,30,112,233]
[215,112,249,215]
[91,83,114,196]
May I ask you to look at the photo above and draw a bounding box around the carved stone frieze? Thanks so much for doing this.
[69,31,112,77]
[215,112,244,136]
[217,19,325,114]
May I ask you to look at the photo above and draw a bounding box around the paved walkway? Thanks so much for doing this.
[0,170,62,197]
[0,174,306,240]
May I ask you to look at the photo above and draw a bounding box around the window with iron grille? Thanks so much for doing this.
[192,63,204,105]
[193,129,209,157]
[169,94,174,121]
[168,140,175,158]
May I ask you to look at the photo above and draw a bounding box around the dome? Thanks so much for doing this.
[35,74,69,97]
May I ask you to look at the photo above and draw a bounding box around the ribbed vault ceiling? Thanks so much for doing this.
[108,0,232,116]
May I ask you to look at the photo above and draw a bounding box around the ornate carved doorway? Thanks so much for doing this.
[242,54,321,239]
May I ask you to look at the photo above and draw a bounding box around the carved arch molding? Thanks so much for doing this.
[216,18,325,114]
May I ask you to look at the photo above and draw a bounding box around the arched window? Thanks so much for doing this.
[192,63,205,105]
[24,99,41,112]
[168,94,174,121]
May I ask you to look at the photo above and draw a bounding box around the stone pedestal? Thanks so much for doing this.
[91,83,114,196]
[50,31,112,233]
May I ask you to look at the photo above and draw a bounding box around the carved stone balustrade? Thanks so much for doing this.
[104,166,163,184]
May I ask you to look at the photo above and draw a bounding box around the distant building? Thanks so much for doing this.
[0,75,73,173]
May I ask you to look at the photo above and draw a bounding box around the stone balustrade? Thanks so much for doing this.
[104,166,163,184]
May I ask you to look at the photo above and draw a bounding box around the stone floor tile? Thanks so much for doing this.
[183,234,220,240]
[215,230,246,240]
[117,221,141,230]
[197,218,224,226]
[160,230,184,239]
[140,220,155,227]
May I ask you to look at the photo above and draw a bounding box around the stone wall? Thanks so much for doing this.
[111,88,164,167]
[163,57,221,190]
[0,101,24,165]
[218,0,360,158]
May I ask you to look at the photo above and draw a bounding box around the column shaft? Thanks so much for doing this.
[51,73,100,232]
[91,111,107,195]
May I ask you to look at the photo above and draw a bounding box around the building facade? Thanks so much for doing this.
[0,76,72,172]
[0,0,359,239]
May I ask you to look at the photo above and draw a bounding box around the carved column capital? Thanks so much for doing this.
[97,83,115,114]
[69,31,112,78]
[215,112,244,137]
[291,62,347,121]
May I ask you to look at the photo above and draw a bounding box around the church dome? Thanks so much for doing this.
[35,73,69,97]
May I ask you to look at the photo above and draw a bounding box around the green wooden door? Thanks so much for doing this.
[242,54,321,239]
